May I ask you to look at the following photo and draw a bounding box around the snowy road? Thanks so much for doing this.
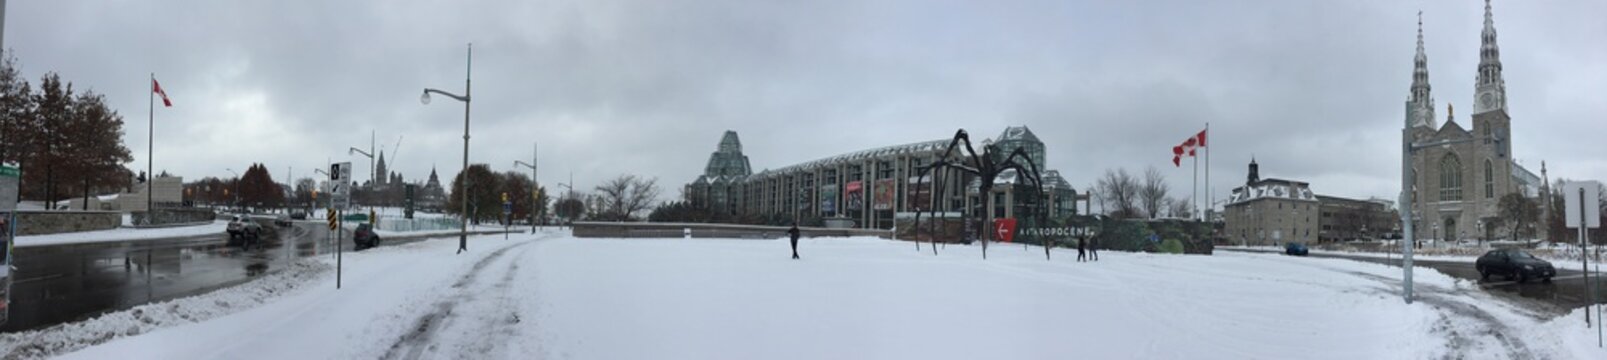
[14,233,1607,359]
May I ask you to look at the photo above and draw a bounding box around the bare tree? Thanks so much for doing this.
[1167,197,1192,219]
[1139,166,1170,219]
[594,174,662,221]
[1095,168,1140,219]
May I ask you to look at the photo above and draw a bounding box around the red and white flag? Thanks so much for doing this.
[1171,129,1207,167]
[152,79,173,107]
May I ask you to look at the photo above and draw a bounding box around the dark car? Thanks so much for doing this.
[1476,249,1555,283]
[274,214,292,227]
[353,223,382,250]
[289,211,307,220]
[1284,242,1309,256]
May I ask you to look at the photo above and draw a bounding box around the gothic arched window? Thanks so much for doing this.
[1440,154,1463,201]
[1484,159,1494,199]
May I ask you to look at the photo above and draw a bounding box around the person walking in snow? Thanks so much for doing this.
[1076,236,1087,262]
[1089,237,1100,261]
[788,223,801,260]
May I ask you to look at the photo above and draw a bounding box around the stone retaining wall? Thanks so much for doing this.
[12,211,121,235]
[132,209,217,227]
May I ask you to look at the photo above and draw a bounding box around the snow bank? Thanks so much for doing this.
[13,221,227,248]
[0,260,332,359]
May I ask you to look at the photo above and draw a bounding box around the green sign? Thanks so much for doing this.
[0,165,18,211]
[342,214,369,222]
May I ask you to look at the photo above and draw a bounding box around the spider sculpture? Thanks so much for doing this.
[912,129,1048,260]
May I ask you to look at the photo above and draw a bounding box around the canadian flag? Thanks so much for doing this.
[152,78,173,107]
[1171,129,1207,167]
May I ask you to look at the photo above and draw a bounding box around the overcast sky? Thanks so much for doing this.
[6,0,1605,208]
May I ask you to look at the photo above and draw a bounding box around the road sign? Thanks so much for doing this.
[994,218,1017,243]
[0,165,18,211]
[330,162,353,209]
[1564,181,1602,229]
[370,209,377,226]
[327,209,338,230]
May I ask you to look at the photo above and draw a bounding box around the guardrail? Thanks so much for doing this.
[572,221,891,239]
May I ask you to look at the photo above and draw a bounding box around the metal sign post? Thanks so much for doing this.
[503,192,512,240]
[0,164,19,326]
[1563,181,1601,344]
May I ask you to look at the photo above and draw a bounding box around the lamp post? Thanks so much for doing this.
[514,142,537,231]
[422,43,472,254]
[349,146,374,211]
[226,168,241,213]
[558,180,574,228]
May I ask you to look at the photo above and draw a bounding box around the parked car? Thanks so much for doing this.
[1476,248,1555,283]
[1284,242,1309,256]
[289,211,308,220]
[227,215,262,246]
[274,214,292,227]
[353,223,382,250]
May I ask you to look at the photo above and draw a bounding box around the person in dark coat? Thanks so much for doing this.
[1089,237,1100,261]
[1076,236,1087,262]
[788,223,801,260]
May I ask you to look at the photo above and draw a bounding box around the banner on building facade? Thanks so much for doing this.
[820,184,838,213]
[873,179,896,210]
[846,181,864,211]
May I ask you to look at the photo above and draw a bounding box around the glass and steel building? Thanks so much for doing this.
[685,126,1078,229]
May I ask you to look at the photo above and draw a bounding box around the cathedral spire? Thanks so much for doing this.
[1406,11,1436,129]
[1477,0,1503,86]
[1473,0,1508,115]
[1410,11,1431,103]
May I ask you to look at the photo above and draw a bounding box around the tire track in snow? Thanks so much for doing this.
[381,236,547,360]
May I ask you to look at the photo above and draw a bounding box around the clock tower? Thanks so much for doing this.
[1471,0,1511,160]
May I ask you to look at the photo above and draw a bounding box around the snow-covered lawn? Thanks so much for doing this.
[14,221,227,248]
[13,233,1605,359]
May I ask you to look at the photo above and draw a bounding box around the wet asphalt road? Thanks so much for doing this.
[1223,248,1607,316]
[1,219,347,333]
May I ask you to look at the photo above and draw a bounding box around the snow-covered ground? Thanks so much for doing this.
[13,220,227,248]
[10,233,1605,359]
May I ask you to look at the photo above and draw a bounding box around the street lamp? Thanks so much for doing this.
[422,43,472,254]
[226,168,241,213]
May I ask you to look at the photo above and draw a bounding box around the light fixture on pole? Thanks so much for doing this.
[422,43,472,254]
[515,143,538,231]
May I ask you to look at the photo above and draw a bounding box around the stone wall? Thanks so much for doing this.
[131,208,217,227]
[13,211,121,235]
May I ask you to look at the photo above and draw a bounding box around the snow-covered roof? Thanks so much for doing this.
[752,139,951,179]
[1228,179,1316,205]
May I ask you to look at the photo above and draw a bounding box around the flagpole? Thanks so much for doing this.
[1204,123,1209,221]
[1192,152,1198,220]
[147,73,154,220]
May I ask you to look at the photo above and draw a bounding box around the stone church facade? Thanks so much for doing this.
[1404,0,1545,243]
